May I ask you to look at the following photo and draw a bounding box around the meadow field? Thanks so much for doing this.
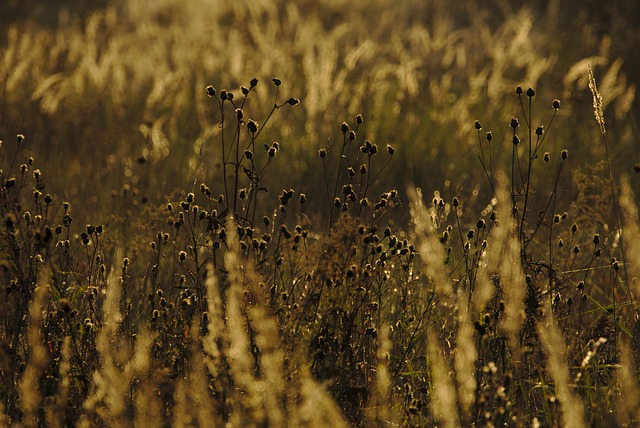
[1,0,640,426]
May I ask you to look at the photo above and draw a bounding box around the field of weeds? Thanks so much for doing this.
[2,0,640,426]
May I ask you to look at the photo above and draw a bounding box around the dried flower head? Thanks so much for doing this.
[247,120,258,134]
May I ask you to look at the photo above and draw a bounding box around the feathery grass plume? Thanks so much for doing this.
[223,217,265,425]
[588,64,606,134]
[470,247,496,315]
[409,187,449,295]
[80,253,153,426]
[81,256,126,424]
[134,382,163,428]
[45,338,71,428]
[455,291,477,424]
[589,64,632,304]
[491,172,526,359]
[172,325,216,428]
[426,327,459,428]
[201,263,226,380]
[172,377,190,428]
[294,366,349,428]
[366,323,395,425]
[18,278,50,427]
[615,340,640,425]
[537,303,587,428]
[497,233,526,359]
[246,280,287,426]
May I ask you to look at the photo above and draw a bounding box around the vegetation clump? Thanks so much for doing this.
[1,1,640,426]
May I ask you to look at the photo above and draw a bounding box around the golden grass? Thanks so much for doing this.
[2,1,640,426]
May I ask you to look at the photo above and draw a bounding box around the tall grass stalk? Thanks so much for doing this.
[427,327,459,428]
[587,64,633,315]
[17,279,49,428]
[537,304,587,428]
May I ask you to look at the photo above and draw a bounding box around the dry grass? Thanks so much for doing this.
[2,1,640,426]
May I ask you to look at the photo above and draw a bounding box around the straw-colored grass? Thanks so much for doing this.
[2,1,640,426]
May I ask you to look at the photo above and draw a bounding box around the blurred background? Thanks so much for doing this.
[1,0,639,230]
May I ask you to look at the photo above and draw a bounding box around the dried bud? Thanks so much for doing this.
[474,120,482,130]
[535,126,543,136]
[286,97,300,106]
[247,120,258,134]
[516,85,523,95]
[386,144,395,155]
[486,131,493,142]
[356,114,364,125]
[340,122,350,133]
[561,149,568,160]
[206,85,216,97]
[526,87,535,97]
[236,108,244,120]
[552,99,560,109]
[318,148,327,158]
[510,118,519,129]
[250,77,258,87]
[272,77,281,86]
